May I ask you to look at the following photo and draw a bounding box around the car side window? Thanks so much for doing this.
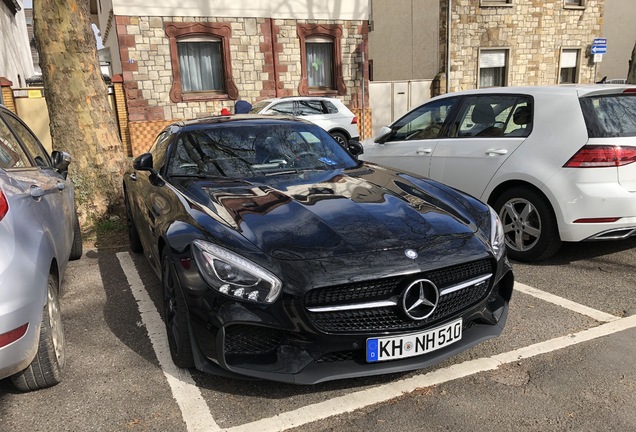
[0,115,31,169]
[2,112,51,167]
[269,102,295,116]
[389,97,458,142]
[453,95,533,138]
[150,130,173,173]
[323,100,338,114]
[296,100,325,115]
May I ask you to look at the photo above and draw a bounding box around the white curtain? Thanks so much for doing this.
[178,41,224,92]
[307,42,334,88]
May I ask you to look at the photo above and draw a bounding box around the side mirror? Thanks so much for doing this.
[51,150,71,174]
[347,140,364,157]
[133,153,155,174]
[375,126,393,144]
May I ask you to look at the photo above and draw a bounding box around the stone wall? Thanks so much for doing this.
[439,0,604,91]
[116,15,368,121]
[113,15,371,154]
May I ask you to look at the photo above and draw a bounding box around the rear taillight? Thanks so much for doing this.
[0,323,28,348]
[623,88,636,93]
[351,117,358,124]
[563,145,636,168]
[0,189,8,221]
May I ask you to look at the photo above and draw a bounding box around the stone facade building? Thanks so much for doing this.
[369,0,605,92]
[443,0,604,91]
[95,1,370,155]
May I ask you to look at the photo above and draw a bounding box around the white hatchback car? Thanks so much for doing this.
[362,85,636,262]
[250,96,360,146]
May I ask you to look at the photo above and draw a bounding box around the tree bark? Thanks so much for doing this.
[33,0,126,225]
[628,41,636,84]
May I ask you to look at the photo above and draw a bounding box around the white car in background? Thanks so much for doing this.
[361,85,636,262]
[250,96,360,146]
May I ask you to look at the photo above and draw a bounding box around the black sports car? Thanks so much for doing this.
[124,115,513,384]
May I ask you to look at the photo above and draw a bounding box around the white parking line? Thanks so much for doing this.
[227,314,636,432]
[514,282,620,322]
[117,252,221,432]
[116,251,634,432]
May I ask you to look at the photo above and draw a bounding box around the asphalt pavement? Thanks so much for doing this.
[1,237,635,431]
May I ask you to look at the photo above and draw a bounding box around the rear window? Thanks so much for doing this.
[580,94,636,138]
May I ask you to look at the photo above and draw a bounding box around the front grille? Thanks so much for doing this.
[304,259,494,334]
[224,325,286,355]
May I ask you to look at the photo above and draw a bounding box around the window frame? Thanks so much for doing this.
[165,22,238,103]
[558,48,581,84]
[480,0,513,7]
[478,48,509,88]
[297,24,346,97]
[564,0,586,9]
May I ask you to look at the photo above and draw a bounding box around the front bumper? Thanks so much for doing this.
[179,253,514,384]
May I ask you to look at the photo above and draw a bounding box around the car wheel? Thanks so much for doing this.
[494,187,562,262]
[162,248,194,368]
[125,193,143,253]
[330,131,348,148]
[69,213,83,260]
[11,274,65,392]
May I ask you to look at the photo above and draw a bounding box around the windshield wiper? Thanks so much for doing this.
[169,173,229,180]
[265,169,300,176]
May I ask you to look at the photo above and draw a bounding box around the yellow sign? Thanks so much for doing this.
[27,89,43,99]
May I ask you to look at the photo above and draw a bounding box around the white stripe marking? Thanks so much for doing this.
[116,252,629,432]
[117,252,220,432]
[226,314,636,432]
[514,282,620,322]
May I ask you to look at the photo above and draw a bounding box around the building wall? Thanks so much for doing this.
[368,0,440,81]
[0,2,35,87]
[109,0,369,20]
[443,0,604,91]
[598,0,636,80]
[115,15,368,123]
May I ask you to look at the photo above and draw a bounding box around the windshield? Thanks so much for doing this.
[580,94,636,138]
[167,122,357,179]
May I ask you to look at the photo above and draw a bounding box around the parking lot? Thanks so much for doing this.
[1,238,635,431]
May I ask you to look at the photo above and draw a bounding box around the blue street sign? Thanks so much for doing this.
[591,38,607,55]
[591,45,607,54]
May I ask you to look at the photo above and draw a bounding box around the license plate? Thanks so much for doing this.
[366,318,463,363]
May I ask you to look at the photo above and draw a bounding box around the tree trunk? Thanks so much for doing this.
[628,41,636,84]
[33,0,126,226]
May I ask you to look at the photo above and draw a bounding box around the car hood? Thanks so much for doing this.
[172,165,489,260]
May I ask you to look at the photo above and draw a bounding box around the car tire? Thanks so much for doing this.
[330,131,348,148]
[11,274,65,392]
[69,213,83,260]
[162,248,194,368]
[125,193,143,253]
[493,187,562,262]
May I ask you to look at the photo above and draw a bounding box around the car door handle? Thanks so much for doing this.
[130,173,137,181]
[486,149,508,156]
[416,148,433,155]
[29,185,45,199]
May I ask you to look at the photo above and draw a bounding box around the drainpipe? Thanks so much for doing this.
[446,0,451,94]
[361,42,366,139]
[270,19,280,97]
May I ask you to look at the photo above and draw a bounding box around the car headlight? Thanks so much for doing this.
[192,240,282,304]
[489,206,506,260]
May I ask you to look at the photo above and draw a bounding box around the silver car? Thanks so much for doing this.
[0,105,82,391]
